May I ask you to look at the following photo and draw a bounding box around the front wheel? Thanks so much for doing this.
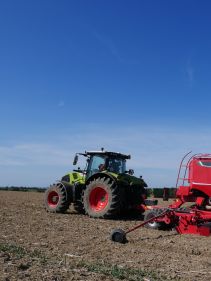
[83,177,121,218]
[44,182,71,213]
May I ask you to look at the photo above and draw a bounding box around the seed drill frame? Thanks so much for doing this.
[111,152,211,243]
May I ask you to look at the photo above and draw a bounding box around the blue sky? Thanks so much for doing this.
[1,0,211,187]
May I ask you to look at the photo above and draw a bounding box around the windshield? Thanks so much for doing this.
[86,155,127,178]
[87,155,106,178]
[107,158,126,174]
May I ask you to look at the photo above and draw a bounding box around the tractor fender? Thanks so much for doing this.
[85,172,117,186]
[60,181,74,202]
[60,181,83,203]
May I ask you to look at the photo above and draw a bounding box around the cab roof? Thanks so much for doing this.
[79,150,131,159]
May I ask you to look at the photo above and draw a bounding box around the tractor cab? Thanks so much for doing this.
[73,150,131,180]
[86,153,127,178]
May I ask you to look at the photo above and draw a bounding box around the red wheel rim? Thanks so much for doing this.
[89,187,109,212]
[48,191,59,207]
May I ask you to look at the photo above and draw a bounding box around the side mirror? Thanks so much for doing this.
[73,154,78,165]
[128,169,134,175]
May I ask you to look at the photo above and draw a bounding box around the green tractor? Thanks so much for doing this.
[44,149,149,218]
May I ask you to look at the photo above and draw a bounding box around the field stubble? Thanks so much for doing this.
[0,191,211,281]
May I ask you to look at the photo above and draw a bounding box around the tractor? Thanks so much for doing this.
[111,152,211,243]
[44,149,150,218]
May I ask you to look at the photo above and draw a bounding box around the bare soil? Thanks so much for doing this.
[0,191,211,281]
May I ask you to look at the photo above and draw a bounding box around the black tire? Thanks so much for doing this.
[110,229,127,244]
[144,209,166,230]
[83,176,121,218]
[44,182,71,213]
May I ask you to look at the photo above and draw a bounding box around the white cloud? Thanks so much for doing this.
[1,124,211,187]
[90,28,137,64]
[0,143,71,166]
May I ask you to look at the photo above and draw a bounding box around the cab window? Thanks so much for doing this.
[87,155,105,178]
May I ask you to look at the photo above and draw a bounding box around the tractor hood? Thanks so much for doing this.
[119,173,148,187]
[106,172,147,187]
[61,171,85,185]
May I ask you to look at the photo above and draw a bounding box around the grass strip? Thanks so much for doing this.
[76,261,171,281]
[0,242,47,264]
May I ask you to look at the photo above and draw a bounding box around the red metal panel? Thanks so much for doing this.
[189,158,211,196]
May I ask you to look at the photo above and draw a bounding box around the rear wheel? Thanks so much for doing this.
[44,182,71,213]
[83,177,121,218]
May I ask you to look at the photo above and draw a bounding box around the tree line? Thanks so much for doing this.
[0,186,46,192]
[0,186,177,198]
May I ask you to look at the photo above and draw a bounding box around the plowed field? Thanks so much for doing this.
[0,191,211,281]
